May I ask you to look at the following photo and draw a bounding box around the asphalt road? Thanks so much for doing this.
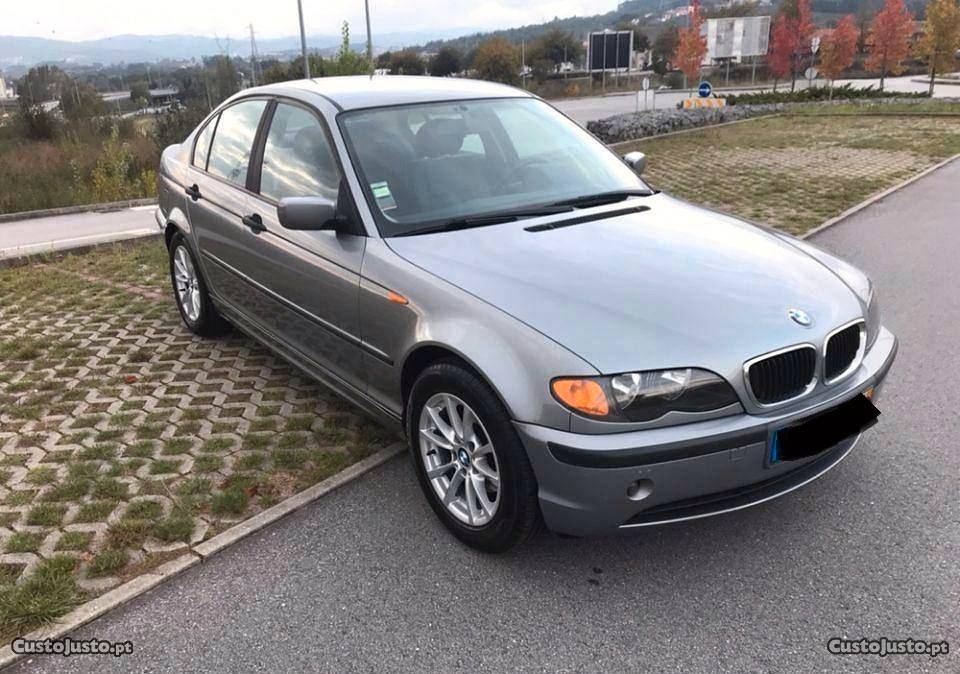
[10,161,960,673]
[0,206,156,260]
[552,74,960,124]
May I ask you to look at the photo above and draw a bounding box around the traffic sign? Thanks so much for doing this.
[811,36,821,54]
[642,77,650,91]
[697,81,712,98]
[804,67,818,81]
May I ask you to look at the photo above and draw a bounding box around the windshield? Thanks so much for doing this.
[339,97,649,236]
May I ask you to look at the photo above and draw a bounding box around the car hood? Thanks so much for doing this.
[386,194,863,375]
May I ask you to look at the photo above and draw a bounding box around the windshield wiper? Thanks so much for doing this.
[551,189,655,209]
[393,205,574,237]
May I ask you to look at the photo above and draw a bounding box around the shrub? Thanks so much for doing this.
[726,84,928,105]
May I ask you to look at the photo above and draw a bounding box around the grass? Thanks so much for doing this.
[0,556,81,641]
[620,112,960,234]
[88,549,129,577]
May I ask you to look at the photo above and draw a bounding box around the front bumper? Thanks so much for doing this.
[515,327,898,536]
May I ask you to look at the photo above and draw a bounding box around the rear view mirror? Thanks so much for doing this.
[277,197,337,231]
[623,151,647,175]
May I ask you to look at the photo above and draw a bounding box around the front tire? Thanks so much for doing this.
[168,231,229,337]
[406,361,542,552]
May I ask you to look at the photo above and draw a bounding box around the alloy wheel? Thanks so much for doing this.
[418,393,501,527]
[173,245,201,323]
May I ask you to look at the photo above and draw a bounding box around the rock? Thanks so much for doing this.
[585,97,955,144]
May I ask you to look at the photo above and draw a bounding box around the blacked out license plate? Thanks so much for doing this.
[769,394,880,463]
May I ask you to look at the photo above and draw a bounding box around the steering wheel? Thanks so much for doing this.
[493,157,550,191]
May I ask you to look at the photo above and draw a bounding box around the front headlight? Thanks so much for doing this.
[551,368,739,423]
[865,287,881,349]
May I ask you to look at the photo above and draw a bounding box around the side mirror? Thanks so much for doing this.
[623,151,647,175]
[277,196,337,231]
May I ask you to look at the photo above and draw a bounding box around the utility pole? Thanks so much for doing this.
[249,24,259,86]
[521,40,526,89]
[364,0,374,74]
[297,0,310,79]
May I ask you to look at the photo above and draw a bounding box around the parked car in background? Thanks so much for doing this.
[156,76,897,552]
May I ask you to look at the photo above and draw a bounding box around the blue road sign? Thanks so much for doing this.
[698,81,712,98]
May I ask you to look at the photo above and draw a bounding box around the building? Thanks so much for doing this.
[0,72,16,100]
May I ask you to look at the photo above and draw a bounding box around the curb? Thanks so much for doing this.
[0,231,161,270]
[0,199,157,225]
[800,153,960,240]
[0,441,406,669]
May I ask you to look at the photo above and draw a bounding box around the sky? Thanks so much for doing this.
[4,0,615,41]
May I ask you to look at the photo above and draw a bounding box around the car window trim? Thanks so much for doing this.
[246,99,277,195]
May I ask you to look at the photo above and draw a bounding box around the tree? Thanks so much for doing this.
[16,65,68,108]
[768,0,815,91]
[866,0,915,89]
[328,21,370,76]
[652,24,680,75]
[430,46,463,76]
[529,29,583,72]
[673,0,708,87]
[820,15,860,96]
[59,79,105,120]
[387,49,427,75]
[472,38,520,85]
[212,56,239,103]
[915,0,960,94]
[129,81,150,108]
[768,14,797,90]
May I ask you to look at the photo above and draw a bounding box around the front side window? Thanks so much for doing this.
[192,115,218,169]
[340,97,648,236]
[206,100,267,187]
[259,103,340,202]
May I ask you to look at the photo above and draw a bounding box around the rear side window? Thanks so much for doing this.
[259,103,340,202]
[206,100,267,187]
[192,116,217,170]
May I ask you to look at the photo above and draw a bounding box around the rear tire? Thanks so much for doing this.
[406,360,542,552]
[168,231,229,338]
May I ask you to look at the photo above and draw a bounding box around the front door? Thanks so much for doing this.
[225,100,366,389]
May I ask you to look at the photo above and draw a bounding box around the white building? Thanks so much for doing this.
[0,73,15,99]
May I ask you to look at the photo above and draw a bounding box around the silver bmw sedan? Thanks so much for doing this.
[156,76,897,552]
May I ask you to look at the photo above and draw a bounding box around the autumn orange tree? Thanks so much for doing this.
[768,14,796,90]
[915,0,960,95]
[768,0,816,91]
[673,0,708,88]
[865,0,914,89]
[820,15,860,97]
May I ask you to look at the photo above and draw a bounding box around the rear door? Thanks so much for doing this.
[230,99,367,388]
[185,98,269,311]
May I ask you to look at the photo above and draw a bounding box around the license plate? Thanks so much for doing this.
[769,394,880,463]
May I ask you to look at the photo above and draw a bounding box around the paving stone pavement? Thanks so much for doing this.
[0,245,396,601]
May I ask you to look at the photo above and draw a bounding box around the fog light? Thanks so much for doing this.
[626,479,654,502]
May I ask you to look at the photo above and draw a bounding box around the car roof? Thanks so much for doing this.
[249,75,534,111]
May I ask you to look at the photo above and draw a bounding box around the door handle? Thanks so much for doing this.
[185,184,201,201]
[241,213,266,233]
